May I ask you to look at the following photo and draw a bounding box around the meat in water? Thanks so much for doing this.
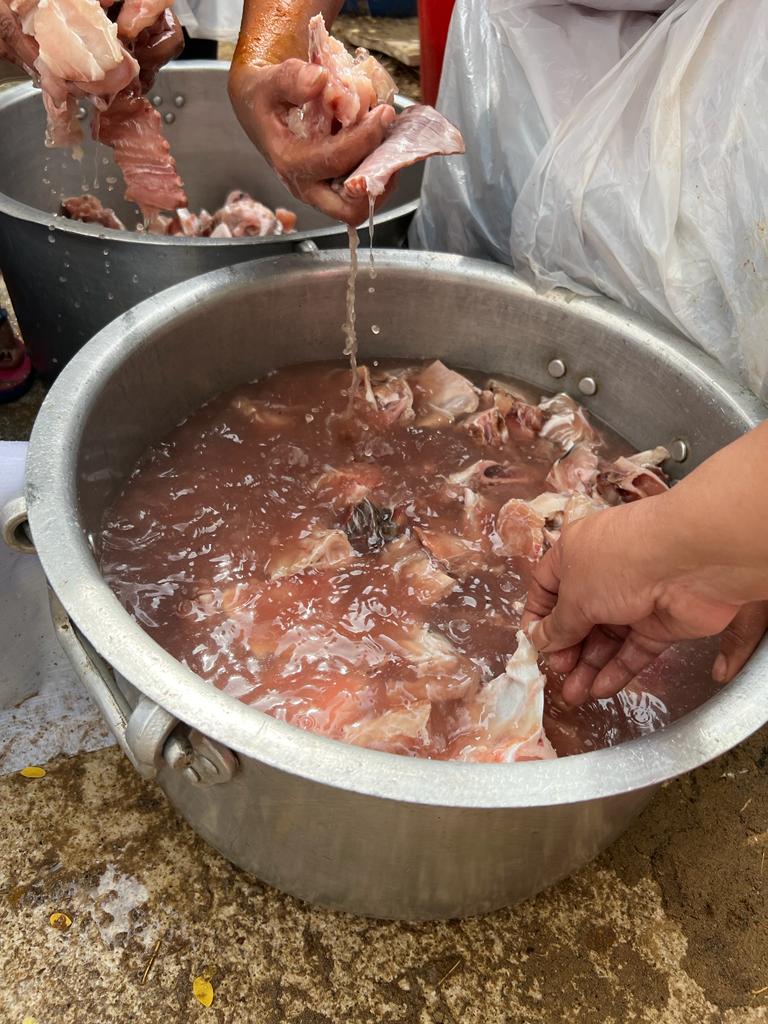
[101,360,720,762]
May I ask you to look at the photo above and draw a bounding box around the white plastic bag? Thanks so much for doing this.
[412,0,768,399]
[173,0,242,40]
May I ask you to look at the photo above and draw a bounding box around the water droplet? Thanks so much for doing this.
[104,261,111,269]
[131,274,139,284]
[73,300,81,309]
[47,222,55,231]
[63,261,70,269]
[58,275,67,283]
[368,286,375,294]
[107,292,114,300]
[105,176,117,185]
[102,157,109,165]
[48,234,55,244]
[372,360,379,367]
[371,324,380,335]
[102,249,109,256]
[304,413,314,423]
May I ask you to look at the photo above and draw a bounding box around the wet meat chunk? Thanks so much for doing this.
[344,105,465,199]
[61,193,125,230]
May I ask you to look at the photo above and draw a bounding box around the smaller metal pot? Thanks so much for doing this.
[0,62,421,379]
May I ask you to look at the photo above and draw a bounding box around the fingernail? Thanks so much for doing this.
[300,65,324,89]
[380,104,396,127]
[712,653,727,683]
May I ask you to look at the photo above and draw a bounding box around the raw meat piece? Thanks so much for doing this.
[93,87,186,215]
[343,702,432,756]
[210,223,233,238]
[169,207,214,237]
[460,406,509,447]
[598,447,669,503]
[344,104,465,199]
[41,90,83,152]
[448,460,529,489]
[288,13,395,139]
[414,527,483,577]
[388,624,480,703]
[546,443,599,494]
[287,17,463,206]
[496,499,546,560]
[275,208,297,232]
[446,632,555,763]
[0,0,39,75]
[61,193,125,230]
[379,537,456,605]
[313,464,384,509]
[489,383,545,440]
[133,8,183,93]
[370,371,415,426]
[411,360,479,424]
[116,0,169,40]
[32,0,137,86]
[266,529,354,580]
[211,191,290,238]
[539,393,599,450]
[230,396,298,430]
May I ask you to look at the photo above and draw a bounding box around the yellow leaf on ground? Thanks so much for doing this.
[19,767,46,779]
[49,912,72,931]
[192,976,214,1007]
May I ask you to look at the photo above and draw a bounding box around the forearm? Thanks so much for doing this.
[232,0,344,69]
[641,421,768,604]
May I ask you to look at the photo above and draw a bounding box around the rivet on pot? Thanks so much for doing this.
[151,95,163,107]
[163,112,176,124]
[173,94,186,107]
[578,376,597,396]
[547,358,566,379]
[669,439,689,462]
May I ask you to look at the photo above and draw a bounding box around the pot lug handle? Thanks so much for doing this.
[293,238,320,256]
[49,590,238,786]
[1,495,35,554]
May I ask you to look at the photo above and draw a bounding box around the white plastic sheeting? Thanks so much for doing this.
[412,0,768,400]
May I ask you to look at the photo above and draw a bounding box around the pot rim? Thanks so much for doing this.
[0,63,418,246]
[25,250,768,808]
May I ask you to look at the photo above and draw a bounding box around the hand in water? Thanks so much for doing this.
[522,426,768,704]
[229,60,396,224]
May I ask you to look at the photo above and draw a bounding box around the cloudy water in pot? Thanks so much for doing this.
[100,361,724,762]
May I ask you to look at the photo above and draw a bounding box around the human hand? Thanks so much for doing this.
[228,59,396,224]
[521,496,768,705]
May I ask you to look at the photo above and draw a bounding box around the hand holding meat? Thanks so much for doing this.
[229,4,464,224]
[523,423,768,705]
[229,57,396,224]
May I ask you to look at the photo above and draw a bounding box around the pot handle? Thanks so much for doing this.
[49,590,238,786]
[293,239,320,255]
[1,495,35,554]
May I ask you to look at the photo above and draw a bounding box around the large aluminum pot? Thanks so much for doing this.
[0,61,421,380]
[19,251,768,920]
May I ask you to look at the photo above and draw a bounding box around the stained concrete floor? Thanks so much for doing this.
[1,731,767,1024]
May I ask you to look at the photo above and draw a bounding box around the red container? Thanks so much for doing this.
[418,0,455,106]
